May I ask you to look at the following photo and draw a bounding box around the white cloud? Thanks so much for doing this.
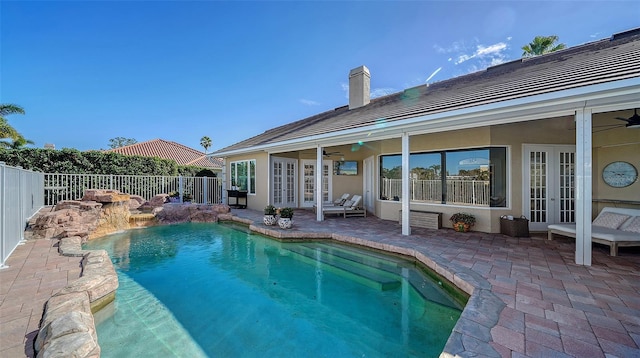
[489,57,506,67]
[454,41,508,65]
[477,43,507,56]
[299,99,320,106]
[435,37,512,75]
[455,54,473,65]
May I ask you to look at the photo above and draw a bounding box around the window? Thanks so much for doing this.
[379,147,507,207]
[230,160,256,194]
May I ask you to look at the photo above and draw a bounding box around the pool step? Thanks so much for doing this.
[284,246,401,291]
[301,243,405,275]
[301,243,463,309]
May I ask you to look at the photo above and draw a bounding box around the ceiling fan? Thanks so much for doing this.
[615,108,640,129]
[323,150,343,157]
[587,108,640,133]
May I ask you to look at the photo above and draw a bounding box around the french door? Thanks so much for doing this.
[523,145,575,231]
[300,160,332,208]
[272,157,297,208]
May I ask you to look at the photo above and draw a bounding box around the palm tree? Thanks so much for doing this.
[0,104,25,140]
[522,35,566,57]
[200,136,212,153]
[0,135,34,149]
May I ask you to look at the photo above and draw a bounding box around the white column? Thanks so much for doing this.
[316,145,324,221]
[402,133,411,235]
[575,109,593,266]
[0,162,6,267]
[221,159,227,205]
[266,153,271,206]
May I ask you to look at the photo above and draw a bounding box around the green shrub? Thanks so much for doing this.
[279,207,294,219]
[0,147,210,176]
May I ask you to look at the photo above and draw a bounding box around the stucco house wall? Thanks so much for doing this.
[224,152,269,211]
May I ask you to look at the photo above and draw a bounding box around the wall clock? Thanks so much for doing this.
[602,161,637,188]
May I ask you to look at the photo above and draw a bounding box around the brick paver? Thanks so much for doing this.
[0,239,82,358]
[231,209,640,357]
[1,208,639,357]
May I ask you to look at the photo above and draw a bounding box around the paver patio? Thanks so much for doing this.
[1,207,639,357]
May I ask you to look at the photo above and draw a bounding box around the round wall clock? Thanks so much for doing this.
[602,161,638,188]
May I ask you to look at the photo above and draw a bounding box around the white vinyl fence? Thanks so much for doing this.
[44,173,223,206]
[1,162,44,267]
[381,178,490,206]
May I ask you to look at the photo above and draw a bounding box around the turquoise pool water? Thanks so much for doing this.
[84,223,464,357]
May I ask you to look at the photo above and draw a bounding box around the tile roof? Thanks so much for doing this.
[105,139,222,169]
[217,29,640,153]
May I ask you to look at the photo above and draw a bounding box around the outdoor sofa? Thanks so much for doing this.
[547,207,640,256]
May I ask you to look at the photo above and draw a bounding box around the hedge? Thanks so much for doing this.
[0,148,216,177]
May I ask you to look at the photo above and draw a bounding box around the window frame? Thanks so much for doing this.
[379,146,508,207]
[230,159,256,194]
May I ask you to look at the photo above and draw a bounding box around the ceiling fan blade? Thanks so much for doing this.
[615,109,640,127]
[593,125,625,133]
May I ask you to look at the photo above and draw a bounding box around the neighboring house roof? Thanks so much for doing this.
[106,139,222,169]
[216,28,640,155]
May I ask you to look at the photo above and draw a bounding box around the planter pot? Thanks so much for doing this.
[263,215,278,226]
[278,217,293,229]
[453,222,471,232]
[169,197,180,203]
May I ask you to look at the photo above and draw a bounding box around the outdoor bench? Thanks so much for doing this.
[398,210,442,230]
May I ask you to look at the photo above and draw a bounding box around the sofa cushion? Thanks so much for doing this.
[592,212,630,229]
[622,216,640,233]
[548,224,640,242]
[592,226,640,242]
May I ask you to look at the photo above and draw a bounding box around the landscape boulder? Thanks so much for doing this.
[155,203,230,224]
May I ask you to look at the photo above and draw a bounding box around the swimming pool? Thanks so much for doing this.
[85,222,465,357]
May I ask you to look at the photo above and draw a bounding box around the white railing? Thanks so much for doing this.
[44,173,223,206]
[1,162,44,267]
[381,178,490,206]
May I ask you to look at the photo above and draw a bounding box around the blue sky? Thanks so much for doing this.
[2,1,639,152]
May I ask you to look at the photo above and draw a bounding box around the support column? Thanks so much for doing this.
[575,109,593,266]
[221,159,227,205]
[316,145,324,222]
[401,133,411,235]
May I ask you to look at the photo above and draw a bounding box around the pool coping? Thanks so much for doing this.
[33,213,501,358]
[222,214,503,357]
[34,236,118,357]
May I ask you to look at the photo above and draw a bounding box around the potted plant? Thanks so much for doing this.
[263,205,278,226]
[450,213,476,232]
[168,191,180,203]
[183,193,193,202]
[277,207,294,229]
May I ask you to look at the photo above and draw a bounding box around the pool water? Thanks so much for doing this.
[84,223,464,357]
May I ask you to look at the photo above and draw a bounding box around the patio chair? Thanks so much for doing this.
[323,195,366,218]
[313,193,350,213]
[326,193,350,206]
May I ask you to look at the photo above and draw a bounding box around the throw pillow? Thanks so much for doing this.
[622,216,640,233]
[592,212,630,229]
